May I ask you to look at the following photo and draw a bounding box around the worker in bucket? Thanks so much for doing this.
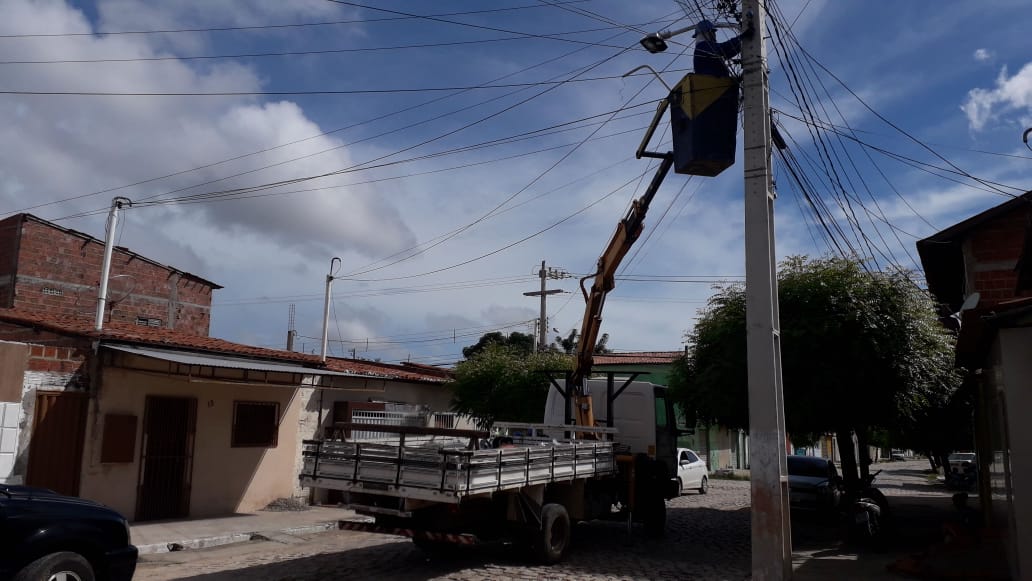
[693,18,753,78]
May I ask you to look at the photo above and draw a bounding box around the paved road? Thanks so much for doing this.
[136,460,945,581]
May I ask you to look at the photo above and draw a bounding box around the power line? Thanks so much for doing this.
[0,68,690,97]
[0,2,593,38]
[6,28,649,217]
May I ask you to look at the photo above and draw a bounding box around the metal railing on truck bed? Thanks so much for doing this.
[300,422,618,503]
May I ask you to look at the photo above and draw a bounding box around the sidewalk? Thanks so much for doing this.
[132,506,356,555]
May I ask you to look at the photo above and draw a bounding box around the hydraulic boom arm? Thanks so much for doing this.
[569,152,674,397]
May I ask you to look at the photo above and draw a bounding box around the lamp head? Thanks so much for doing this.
[640,33,668,54]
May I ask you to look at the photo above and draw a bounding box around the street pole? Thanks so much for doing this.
[320,257,342,362]
[741,1,792,579]
[523,260,563,352]
[95,196,132,331]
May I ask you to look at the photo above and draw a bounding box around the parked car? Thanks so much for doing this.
[890,449,905,461]
[675,448,709,494]
[0,484,137,581]
[945,452,977,490]
[786,455,842,514]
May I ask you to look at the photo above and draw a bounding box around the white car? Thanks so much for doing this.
[675,448,709,495]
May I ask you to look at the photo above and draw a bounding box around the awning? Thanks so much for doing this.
[103,343,371,380]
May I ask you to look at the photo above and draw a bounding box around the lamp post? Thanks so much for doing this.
[639,7,791,579]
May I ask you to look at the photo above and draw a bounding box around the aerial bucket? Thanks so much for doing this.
[667,74,739,177]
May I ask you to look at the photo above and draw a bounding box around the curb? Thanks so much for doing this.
[136,521,339,555]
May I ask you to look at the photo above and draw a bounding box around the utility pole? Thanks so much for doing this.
[741,1,792,579]
[286,303,296,351]
[95,196,132,331]
[320,257,342,362]
[523,260,565,351]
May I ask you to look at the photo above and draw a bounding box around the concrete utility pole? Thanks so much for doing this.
[741,1,792,579]
[95,196,132,331]
[523,260,564,351]
[286,303,297,352]
[320,257,342,362]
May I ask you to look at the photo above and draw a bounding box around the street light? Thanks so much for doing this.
[638,22,738,54]
[640,33,669,54]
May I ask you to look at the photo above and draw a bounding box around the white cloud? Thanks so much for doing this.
[961,62,1032,131]
[973,48,993,62]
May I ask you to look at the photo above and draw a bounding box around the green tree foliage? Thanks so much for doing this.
[462,331,536,359]
[450,344,572,427]
[669,256,962,481]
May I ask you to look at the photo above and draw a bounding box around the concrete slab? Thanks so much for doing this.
[132,506,353,555]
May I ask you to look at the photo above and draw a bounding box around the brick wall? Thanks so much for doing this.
[7,218,215,336]
[0,215,23,307]
[0,322,90,389]
[967,210,1032,305]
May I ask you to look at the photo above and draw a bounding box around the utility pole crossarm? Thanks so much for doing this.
[524,260,565,352]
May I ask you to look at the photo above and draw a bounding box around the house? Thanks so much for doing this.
[592,351,749,471]
[0,309,453,520]
[917,191,1032,581]
[0,212,456,521]
[0,213,220,335]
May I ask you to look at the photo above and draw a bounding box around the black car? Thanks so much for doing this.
[786,455,842,513]
[0,484,137,581]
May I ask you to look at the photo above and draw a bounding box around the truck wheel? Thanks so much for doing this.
[698,476,709,495]
[642,496,666,537]
[534,503,571,564]
[14,552,95,581]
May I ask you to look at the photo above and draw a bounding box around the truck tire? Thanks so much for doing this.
[14,551,95,581]
[534,503,571,564]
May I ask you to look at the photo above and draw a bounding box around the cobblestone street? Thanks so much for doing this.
[136,460,946,580]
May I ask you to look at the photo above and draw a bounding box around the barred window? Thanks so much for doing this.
[136,317,162,327]
[232,401,279,448]
[42,287,64,296]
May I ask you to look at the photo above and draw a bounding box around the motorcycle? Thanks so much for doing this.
[841,469,889,545]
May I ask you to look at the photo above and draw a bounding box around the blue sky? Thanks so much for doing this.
[1,0,1030,366]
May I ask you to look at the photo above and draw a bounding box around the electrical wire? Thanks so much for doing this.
[0,68,695,97]
[6,21,656,217]
[0,33,634,65]
[0,2,593,38]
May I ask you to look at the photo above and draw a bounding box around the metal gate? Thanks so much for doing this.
[26,391,89,496]
[136,396,196,521]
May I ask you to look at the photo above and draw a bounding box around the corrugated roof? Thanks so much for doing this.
[322,356,452,383]
[104,344,365,377]
[0,309,450,383]
[592,351,683,365]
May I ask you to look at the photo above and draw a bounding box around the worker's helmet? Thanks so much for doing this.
[693,19,716,37]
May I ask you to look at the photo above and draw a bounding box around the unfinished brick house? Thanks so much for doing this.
[918,190,1032,580]
[0,213,220,336]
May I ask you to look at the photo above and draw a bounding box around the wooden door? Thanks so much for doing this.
[26,391,89,496]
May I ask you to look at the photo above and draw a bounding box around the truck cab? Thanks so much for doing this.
[544,378,680,492]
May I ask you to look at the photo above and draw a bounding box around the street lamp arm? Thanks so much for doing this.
[640,21,740,53]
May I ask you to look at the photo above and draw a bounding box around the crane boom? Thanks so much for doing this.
[569,153,674,410]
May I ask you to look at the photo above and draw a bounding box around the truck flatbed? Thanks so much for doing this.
[299,422,619,503]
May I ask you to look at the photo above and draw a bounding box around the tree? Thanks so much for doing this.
[669,256,962,486]
[462,331,536,359]
[450,344,572,427]
[553,329,611,355]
